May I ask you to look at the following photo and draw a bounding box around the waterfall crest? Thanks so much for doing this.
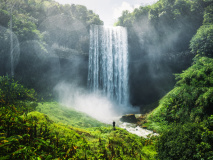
[88,25,129,105]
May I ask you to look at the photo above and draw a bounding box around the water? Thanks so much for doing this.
[118,122,159,138]
[88,25,129,105]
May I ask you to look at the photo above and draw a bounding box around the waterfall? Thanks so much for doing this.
[88,25,129,105]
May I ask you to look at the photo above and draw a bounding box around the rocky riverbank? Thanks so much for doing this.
[116,114,159,138]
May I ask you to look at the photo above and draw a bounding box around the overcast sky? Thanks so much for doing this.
[54,0,158,26]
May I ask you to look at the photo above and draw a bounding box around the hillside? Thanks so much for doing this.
[0,76,157,159]
[116,0,212,105]
[145,56,213,159]
[116,0,213,159]
[128,0,213,158]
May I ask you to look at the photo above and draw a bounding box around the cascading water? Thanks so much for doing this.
[88,25,129,105]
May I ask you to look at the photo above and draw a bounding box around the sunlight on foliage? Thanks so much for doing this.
[36,102,105,128]
[147,56,213,159]
[0,76,157,159]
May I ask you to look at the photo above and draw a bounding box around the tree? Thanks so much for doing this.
[190,25,213,57]
[0,75,36,105]
[12,14,41,42]
[203,4,213,24]
[157,123,213,160]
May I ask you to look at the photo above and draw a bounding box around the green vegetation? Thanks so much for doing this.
[36,102,105,128]
[115,0,212,105]
[190,3,213,58]
[148,57,213,129]
[0,75,36,103]
[0,75,37,113]
[116,0,209,54]
[117,0,213,159]
[190,25,213,57]
[156,122,213,160]
[0,0,213,159]
[0,76,157,159]
[116,1,213,158]
[146,56,213,159]
[0,0,103,99]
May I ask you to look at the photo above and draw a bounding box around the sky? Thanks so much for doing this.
[54,0,158,26]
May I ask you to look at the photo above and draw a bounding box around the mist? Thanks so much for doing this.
[127,10,198,105]
[54,82,139,123]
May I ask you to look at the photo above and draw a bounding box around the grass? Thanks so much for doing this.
[36,102,107,129]
[145,101,169,133]
[34,102,158,159]
[1,101,158,159]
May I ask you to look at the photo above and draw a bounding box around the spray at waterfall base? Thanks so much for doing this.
[54,82,139,124]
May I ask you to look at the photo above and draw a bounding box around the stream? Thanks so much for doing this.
[117,121,159,138]
[111,114,159,138]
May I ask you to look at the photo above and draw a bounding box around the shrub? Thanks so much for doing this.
[190,25,213,57]
[0,75,36,106]
[148,57,213,126]
[157,122,213,160]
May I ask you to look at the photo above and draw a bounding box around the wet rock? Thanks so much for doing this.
[142,126,147,129]
[120,114,138,123]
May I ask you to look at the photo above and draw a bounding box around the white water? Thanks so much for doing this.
[118,122,159,138]
[88,25,129,105]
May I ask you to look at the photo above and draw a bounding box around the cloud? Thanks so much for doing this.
[113,2,139,21]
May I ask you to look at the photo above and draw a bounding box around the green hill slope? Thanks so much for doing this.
[36,102,105,128]
[146,56,213,159]
[0,76,157,159]
[0,102,157,159]
[147,56,213,131]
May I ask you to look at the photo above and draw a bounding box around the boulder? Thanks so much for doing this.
[120,114,138,123]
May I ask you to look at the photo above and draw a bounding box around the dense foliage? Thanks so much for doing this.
[117,0,210,51]
[116,0,212,105]
[146,56,213,159]
[116,7,213,160]
[152,57,213,122]
[157,122,213,160]
[0,0,102,47]
[0,77,157,159]
[147,57,213,123]
[190,3,213,57]
[141,1,213,159]
[0,76,36,106]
